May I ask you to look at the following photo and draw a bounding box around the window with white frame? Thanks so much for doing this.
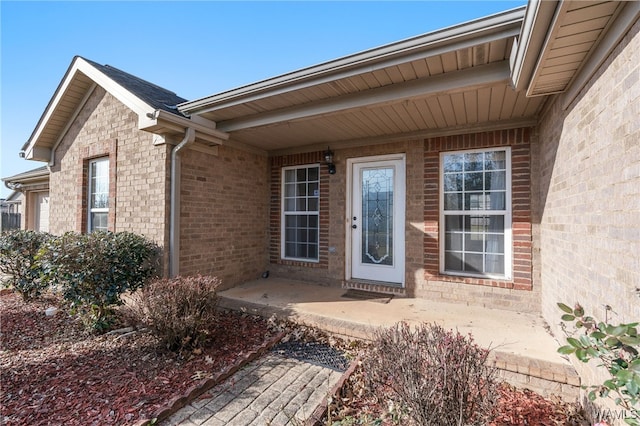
[282,165,320,261]
[440,148,511,278]
[88,157,109,232]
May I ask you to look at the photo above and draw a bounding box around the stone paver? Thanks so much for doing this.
[162,352,343,426]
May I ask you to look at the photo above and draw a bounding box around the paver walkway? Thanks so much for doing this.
[162,352,343,426]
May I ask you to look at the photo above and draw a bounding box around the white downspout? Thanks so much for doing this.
[169,127,196,277]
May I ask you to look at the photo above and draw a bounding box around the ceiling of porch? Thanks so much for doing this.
[182,7,547,154]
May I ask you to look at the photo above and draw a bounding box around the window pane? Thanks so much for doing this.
[445,252,463,271]
[489,192,506,210]
[486,234,504,254]
[297,183,307,196]
[464,172,483,191]
[444,173,462,191]
[465,193,487,210]
[485,171,506,190]
[485,254,505,274]
[285,199,295,211]
[464,233,484,252]
[445,232,462,251]
[296,168,307,181]
[308,167,319,181]
[488,216,504,232]
[485,151,506,170]
[444,193,462,210]
[308,198,318,212]
[285,183,296,197]
[308,182,319,197]
[445,215,462,232]
[465,253,483,272]
[443,154,463,172]
[296,198,306,211]
[464,153,483,171]
[308,244,318,259]
[91,212,108,232]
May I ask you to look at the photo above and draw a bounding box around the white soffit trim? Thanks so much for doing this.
[562,1,640,110]
[179,7,525,115]
[216,61,511,132]
[509,0,559,91]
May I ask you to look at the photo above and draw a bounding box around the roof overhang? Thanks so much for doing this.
[511,0,639,101]
[177,1,638,155]
[179,6,539,154]
[2,166,50,192]
[22,57,228,163]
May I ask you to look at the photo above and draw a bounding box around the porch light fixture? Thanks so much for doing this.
[324,147,336,175]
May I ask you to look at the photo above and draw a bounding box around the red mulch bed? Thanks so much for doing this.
[0,291,274,425]
[328,354,589,425]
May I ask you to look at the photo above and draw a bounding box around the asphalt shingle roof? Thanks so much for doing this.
[82,57,187,116]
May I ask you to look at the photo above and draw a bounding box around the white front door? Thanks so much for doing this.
[349,155,405,285]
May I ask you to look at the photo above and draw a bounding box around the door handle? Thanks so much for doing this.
[352,224,357,229]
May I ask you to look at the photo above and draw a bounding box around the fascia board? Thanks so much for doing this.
[179,7,525,115]
[138,110,229,144]
[509,0,559,91]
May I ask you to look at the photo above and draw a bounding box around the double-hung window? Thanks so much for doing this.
[282,165,319,262]
[88,157,109,232]
[441,148,511,278]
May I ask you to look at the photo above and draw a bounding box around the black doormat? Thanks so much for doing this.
[341,289,394,304]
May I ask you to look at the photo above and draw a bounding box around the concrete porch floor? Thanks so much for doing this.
[219,277,581,399]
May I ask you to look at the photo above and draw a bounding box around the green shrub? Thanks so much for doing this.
[0,230,52,301]
[38,231,158,332]
[126,275,220,351]
[558,303,639,425]
[362,322,498,426]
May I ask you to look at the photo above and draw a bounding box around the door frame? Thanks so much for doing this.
[345,153,406,286]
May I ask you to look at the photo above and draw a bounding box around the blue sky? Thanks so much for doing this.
[0,0,526,197]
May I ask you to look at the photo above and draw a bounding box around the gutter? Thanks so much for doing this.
[169,127,196,277]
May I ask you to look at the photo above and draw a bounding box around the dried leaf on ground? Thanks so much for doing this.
[0,291,274,425]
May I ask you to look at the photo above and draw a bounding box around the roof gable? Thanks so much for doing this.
[21,56,198,162]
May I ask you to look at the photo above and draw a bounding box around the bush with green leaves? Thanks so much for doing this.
[362,321,498,426]
[126,275,220,351]
[0,229,52,301]
[37,231,158,332]
[558,302,640,425]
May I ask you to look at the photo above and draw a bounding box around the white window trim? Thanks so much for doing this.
[281,164,321,263]
[87,157,109,233]
[439,147,512,280]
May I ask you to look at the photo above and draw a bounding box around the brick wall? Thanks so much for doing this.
[268,136,537,312]
[268,141,426,289]
[538,18,639,401]
[419,129,540,312]
[49,87,170,271]
[178,145,269,289]
[268,151,331,284]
